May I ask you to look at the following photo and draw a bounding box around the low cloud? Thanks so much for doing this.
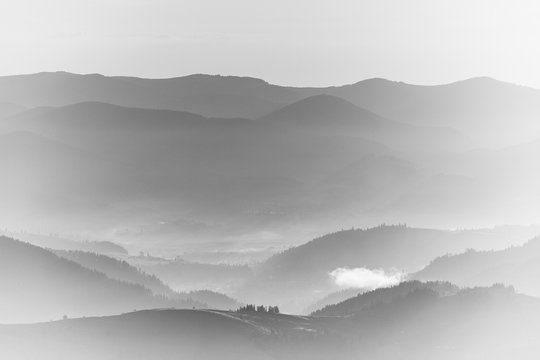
[330,267,406,289]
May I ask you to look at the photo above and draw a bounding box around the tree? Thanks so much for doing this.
[237,304,279,314]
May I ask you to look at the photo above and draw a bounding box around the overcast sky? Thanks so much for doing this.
[1,0,539,87]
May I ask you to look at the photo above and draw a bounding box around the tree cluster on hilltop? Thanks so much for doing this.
[237,304,280,314]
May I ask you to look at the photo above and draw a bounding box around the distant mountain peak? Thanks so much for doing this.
[354,77,396,85]
[294,93,354,104]
[261,93,383,121]
[259,93,400,135]
[177,73,270,84]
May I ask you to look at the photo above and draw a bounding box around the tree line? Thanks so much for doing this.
[236,304,280,314]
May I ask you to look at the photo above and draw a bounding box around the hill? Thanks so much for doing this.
[312,280,458,316]
[0,237,202,323]
[260,94,470,152]
[0,72,299,118]
[238,225,535,312]
[53,250,176,297]
[53,249,242,309]
[307,77,540,146]
[0,310,275,360]
[2,72,539,145]
[326,284,540,360]
[0,230,128,255]
[414,236,540,297]
[260,94,401,130]
[139,258,254,294]
[1,285,540,360]
[184,290,242,310]
[2,76,540,243]
[0,102,395,241]
[303,288,363,315]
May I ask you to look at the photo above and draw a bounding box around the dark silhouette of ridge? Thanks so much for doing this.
[414,236,540,297]
[311,280,458,316]
[0,102,399,239]
[260,94,393,130]
[259,94,471,152]
[2,71,539,146]
[1,73,539,254]
[1,284,540,360]
[0,230,128,255]
[238,225,535,313]
[53,249,178,297]
[54,249,243,310]
[0,236,204,323]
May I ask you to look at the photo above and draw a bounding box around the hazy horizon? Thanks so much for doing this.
[2,70,540,254]
[2,1,540,359]
[3,70,539,90]
[2,0,540,88]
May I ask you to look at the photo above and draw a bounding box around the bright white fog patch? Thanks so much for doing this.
[330,267,406,289]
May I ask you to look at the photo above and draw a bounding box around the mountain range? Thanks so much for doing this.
[2,73,540,243]
[2,72,540,146]
[0,236,235,323]
[237,225,537,312]
[2,283,539,360]
[414,236,540,297]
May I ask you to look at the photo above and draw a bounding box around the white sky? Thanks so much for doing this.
[0,0,539,87]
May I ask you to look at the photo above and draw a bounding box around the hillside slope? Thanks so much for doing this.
[1,285,540,360]
[414,236,540,296]
[54,250,243,309]
[239,225,532,312]
[0,237,201,323]
[260,94,470,152]
[2,72,540,147]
